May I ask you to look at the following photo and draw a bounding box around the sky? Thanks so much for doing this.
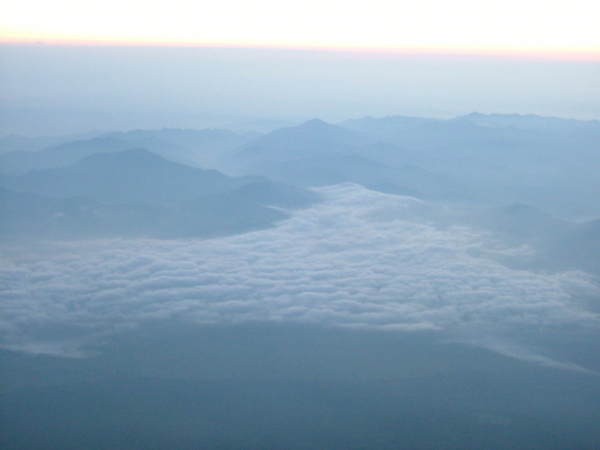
[2,4,600,446]
[0,1,599,135]
[1,0,599,58]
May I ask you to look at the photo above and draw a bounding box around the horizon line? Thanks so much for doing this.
[2,37,599,62]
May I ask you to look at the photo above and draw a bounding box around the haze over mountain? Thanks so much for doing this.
[1,112,599,449]
[0,130,106,155]
[1,148,259,203]
[0,148,319,240]
[213,114,600,219]
[341,113,600,171]
[1,1,599,442]
[0,127,259,175]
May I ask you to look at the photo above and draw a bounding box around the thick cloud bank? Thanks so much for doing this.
[1,184,598,363]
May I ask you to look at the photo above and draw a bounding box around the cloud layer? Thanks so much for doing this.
[1,184,598,359]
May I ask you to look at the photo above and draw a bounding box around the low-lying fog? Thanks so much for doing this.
[1,80,599,447]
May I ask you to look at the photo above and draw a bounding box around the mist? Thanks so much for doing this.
[1,43,600,449]
[1,44,599,136]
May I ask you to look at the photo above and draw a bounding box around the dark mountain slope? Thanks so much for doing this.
[549,218,600,276]
[245,153,469,201]
[0,128,258,175]
[340,113,600,169]
[0,148,261,204]
[471,204,572,243]
[0,186,167,240]
[0,137,132,175]
[229,119,386,172]
[0,149,320,240]
[0,185,318,242]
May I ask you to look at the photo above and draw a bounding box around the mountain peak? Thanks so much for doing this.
[464,112,485,118]
[299,118,331,129]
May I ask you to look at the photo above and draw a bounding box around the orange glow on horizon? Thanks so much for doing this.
[2,35,599,62]
[3,0,599,63]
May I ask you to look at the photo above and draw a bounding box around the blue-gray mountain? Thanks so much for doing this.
[227,114,600,218]
[0,128,258,175]
[0,148,319,240]
[1,113,599,450]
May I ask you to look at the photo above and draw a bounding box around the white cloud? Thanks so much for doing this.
[1,184,598,362]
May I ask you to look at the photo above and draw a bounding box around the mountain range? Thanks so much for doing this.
[0,148,319,240]
[1,112,599,246]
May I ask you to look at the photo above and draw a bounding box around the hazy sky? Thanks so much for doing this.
[1,2,599,135]
[2,0,599,58]
[1,44,599,136]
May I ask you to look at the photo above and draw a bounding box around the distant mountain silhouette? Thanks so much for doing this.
[339,114,600,168]
[0,137,133,175]
[100,127,258,168]
[241,153,470,201]
[459,112,600,132]
[0,149,320,240]
[1,148,262,204]
[0,130,104,154]
[230,119,379,170]
[0,128,258,175]
[336,114,600,218]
